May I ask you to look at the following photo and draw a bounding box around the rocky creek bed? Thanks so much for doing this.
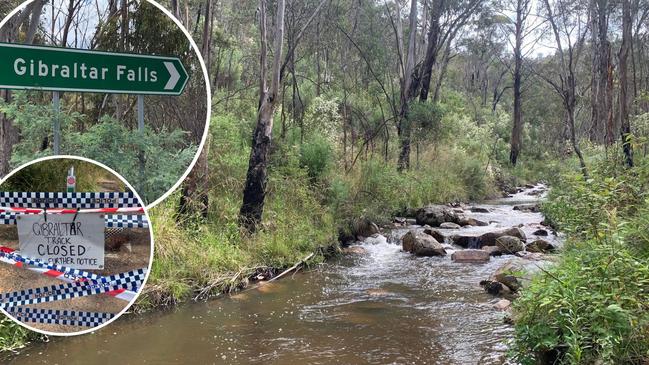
[4,184,558,364]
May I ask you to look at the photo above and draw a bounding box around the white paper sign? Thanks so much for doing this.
[17,214,105,269]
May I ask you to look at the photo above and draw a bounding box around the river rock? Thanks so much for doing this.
[363,234,387,245]
[451,249,490,263]
[415,205,460,227]
[393,217,407,224]
[527,189,544,196]
[516,251,545,260]
[470,206,490,213]
[526,239,555,253]
[451,227,527,249]
[480,227,527,247]
[423,228,446,243]
[492,260,524,291]
[493,299,511,311]
[342,246,366,255]
[533,229,548,236]
[480,280,512,296]
[458,217,489,226]
[402,230,446,257]
[440,222,461,229]
[352,218,379,239]
[512,204,540,213]
[482,245,503,256]
[496,236,524,254]
[450,234,482,248]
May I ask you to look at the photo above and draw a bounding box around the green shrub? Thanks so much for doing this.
[0,316,44,353]
[299,135,334,181]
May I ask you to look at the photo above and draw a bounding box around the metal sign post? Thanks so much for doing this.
[138,95,145,191]
[52,91,60,154]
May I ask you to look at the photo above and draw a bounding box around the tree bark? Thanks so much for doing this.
[619,0,633,167]
[170,0,181,19]
[396,0,419,171]
[178,0,213,218]
[239,0,286,231]
[590,0,612,144]
[418,0,445,102]
[509,0,526,166]
[239,0,327,231]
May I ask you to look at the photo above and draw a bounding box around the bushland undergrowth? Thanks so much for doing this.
[511,147,649,364]
[141,98,535,306]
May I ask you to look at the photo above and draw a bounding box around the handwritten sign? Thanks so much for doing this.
[17,214,105,269]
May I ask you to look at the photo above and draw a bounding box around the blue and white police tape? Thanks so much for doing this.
[0,269,146,309]
[0,191,141,209]
[0,212,149,228]
[0,250,116,283]
[5,307,115,328]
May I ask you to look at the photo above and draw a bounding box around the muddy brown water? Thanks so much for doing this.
[5,185,558,364]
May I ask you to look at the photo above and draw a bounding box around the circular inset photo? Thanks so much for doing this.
[0,0,211,207]
[0,156,153,335]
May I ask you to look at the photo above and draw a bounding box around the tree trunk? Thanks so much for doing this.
[170,0,181,19]
[397,0,418,171]
[240,94,276,231]
[239,0,285,232]
[178,0,213,218]
[590,0,612,144]
[619,0,633,167]
[418,0,444,102]
[509,0,525,166]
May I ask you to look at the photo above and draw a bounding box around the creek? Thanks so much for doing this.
[6,185,558,365]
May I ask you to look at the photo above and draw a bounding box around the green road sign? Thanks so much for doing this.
[0,43,189,95]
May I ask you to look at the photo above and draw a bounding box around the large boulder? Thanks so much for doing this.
[423,228,446,243]
[450,234,482,249]
[479,227,527,247]
[495,235,524,254]
[451,249,490,263]
[526,239,556,253]
[402,230,447,257]
[415,205,460,227]
[351,218,379,239]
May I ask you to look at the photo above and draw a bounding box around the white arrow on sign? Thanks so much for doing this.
[164,61,180,90]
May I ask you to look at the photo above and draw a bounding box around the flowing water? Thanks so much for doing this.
[5,185,558,365]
